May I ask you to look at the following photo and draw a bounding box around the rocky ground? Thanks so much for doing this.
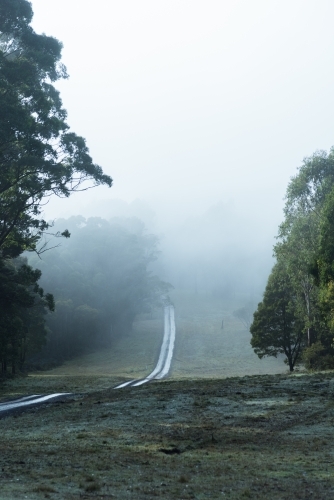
[1,371,334,499]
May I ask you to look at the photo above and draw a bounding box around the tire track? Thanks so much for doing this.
[114,304,176,389]
[0,393,72,414]
[0,305,176,412]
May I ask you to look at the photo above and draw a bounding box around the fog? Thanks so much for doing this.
[29,0,334,297]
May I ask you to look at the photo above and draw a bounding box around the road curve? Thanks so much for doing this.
[0,305,176,412]
[114,304,176,389]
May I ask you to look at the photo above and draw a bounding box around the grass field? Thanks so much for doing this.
[1,372,334,499]
[41,290,286,382]
[170,290,285,378]
[2,289,319,499]
[47,316,164,380]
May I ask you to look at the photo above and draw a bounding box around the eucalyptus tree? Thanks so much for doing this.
[310,187,334,342]
[0,0,112,257]
[283,147,334,220]
[275,213,320,347]
[0,0,112,373]
[250,148,334,369]
[274,148,334,347]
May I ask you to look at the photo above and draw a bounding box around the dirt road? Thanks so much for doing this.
[115,304,176,388]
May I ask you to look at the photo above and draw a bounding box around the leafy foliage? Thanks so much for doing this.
[251,147,334,370]
[0,257,54,374]
[0,0,112,258]
[250,263,305,371]
[0,1,111,374]
[302,341,334,370]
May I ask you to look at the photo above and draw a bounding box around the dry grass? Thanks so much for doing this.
[1,291,326,499]
[1,372,334,499]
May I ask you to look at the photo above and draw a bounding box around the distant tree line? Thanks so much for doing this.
[251,148,334,371]
[0,1,112,375]
[27,216,170,366]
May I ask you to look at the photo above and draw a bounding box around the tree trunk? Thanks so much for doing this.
[288,355,294,372]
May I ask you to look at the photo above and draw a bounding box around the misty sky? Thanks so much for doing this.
[30,0,334,230]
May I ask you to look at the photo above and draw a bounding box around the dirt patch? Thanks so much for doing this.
[1,372,334,499]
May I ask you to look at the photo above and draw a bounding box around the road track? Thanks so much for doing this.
[0,305,176,412]
[114,304,176,389]
[0,393,72,415]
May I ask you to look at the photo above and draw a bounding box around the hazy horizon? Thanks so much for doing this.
[29,0,334,284]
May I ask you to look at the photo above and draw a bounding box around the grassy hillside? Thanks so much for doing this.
[171,290,285,378]
[46,290,286,381]
[46,316,164,379]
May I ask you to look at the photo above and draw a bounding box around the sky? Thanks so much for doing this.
[30,0,334,232]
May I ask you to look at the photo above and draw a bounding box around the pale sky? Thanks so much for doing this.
[30,0,334,229]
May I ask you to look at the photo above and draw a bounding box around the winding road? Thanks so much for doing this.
[114,304,176,389]
[0,305,176,413]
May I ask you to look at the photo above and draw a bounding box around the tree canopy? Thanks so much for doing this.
[0,0,112,257]
[0,256,54,374]
[250,263,304,371]
[251,148,334,370]
[0,1,112,374]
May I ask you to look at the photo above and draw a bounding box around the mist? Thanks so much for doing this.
[3,3,334,493]
[28,1,334,282]
[21,0,334,371]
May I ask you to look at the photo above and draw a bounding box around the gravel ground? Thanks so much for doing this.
[1,371,334,499]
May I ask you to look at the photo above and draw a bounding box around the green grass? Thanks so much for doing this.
[0,291,328,499]
[1,373,334,499]
[170,290,285,378]
[45,315,164,380]
[43,290,286,381]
